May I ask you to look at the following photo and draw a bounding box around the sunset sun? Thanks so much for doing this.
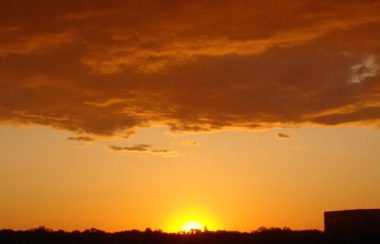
[166,206,218,233]
[182,221,204,233]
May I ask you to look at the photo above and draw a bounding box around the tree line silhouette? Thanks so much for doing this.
[1,226,379,244]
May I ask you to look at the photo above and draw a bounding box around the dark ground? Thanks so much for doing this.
[1,226,379,244]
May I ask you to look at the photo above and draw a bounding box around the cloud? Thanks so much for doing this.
[1,1,380,137]
[277,133,291,139]
[110,144,151,152]
[109,144,181,157]
[348,55,379,84]
[68,136,94,142]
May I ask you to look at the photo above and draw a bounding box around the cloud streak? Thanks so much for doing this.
[277,133,291,139]
[68,136,94,142]
[110,144,151,152]
[109,144,181,157]
[1,0,380,136]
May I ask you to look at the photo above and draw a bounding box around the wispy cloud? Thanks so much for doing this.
[348,55,379,84]
[68,136,94,142]
[109,144,151,152]
[109,144,181,157]
[277,133,291,139]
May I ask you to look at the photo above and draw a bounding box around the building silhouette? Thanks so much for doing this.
[324,209,380,241]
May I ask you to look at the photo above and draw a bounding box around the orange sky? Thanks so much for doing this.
[1,0,380,232]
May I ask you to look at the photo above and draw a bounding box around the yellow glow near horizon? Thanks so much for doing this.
[166,206,218,233]
[182,221,204,232]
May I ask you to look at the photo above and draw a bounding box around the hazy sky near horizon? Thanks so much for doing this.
[1,0,380,232]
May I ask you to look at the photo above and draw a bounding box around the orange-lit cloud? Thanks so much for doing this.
[277,133,291,140]
[68,136,94,142]
[1,0,380,136]
[109,144,180,157]
[110,144,152,152]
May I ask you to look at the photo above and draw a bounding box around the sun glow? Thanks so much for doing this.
[166,206,219,233]
[182,221,204,232]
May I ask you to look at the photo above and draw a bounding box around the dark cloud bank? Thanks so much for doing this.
[1,0,380,137]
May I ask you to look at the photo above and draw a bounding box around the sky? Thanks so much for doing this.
[1,0,380,232]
